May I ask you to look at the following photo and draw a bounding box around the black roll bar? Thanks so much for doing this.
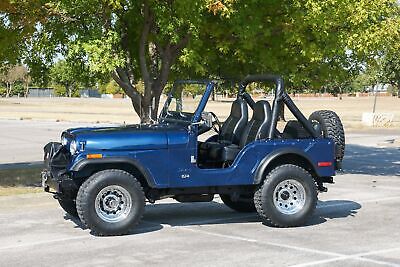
[239,74,318,139]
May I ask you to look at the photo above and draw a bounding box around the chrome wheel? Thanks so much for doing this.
[273,179,306,215]
[95,185,132,223]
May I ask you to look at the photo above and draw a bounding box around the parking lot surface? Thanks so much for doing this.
[0,120,399,266]
[0,120,113,165]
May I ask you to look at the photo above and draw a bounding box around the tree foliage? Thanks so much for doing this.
[49,59,98,97]
[99,79,123,95]
[190,0,400,90]
[351,44,400,97]
[1,0,399,121]
[0,65,30,97]
[380,49,400,97]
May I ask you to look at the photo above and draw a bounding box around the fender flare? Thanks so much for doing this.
[71,157,156,187]
[254,148,317,184]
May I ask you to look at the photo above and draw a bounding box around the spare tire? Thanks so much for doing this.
[309,110,345,161]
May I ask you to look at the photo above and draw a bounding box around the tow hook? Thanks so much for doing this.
[41,171,50,192]
[317,181,328,192]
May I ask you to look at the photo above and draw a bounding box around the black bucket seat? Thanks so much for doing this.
[200,98,248,152]
[218,98,249,144]
[208,100,272,162]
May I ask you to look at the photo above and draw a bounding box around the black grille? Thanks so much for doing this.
[43,142,71,179]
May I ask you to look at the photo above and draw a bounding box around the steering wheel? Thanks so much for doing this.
[209,112,222,134]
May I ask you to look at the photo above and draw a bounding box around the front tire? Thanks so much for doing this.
[220,194,256,213]
[254,164,317,227]
[76,169,145,236]
[58,198,78,217]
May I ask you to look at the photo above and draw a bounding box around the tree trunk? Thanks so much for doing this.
[6,83,12,98]
[131,93,158,124]
[140,98,152,123]
[212,88,216,101]
[151,93,162,121]
[112,1,189,124]
[24,83,29,98]
[6,83,10,98]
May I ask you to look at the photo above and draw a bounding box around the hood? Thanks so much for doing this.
[64,124,187,151]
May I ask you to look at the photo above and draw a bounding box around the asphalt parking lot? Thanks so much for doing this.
[0,120,112,165]
[0,120,399,266]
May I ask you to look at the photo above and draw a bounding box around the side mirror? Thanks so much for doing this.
[188,120,204,132]
[201,112,213,128]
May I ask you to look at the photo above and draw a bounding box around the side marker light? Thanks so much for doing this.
[87,154,103,159]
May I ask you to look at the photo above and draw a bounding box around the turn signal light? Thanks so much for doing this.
[87,154,103,159]
[318,161,332,167]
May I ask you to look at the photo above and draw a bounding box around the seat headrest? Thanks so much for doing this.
[252,100,271,121]
[231,98,248,118]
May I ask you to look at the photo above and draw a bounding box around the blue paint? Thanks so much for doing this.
[63,80,336,189]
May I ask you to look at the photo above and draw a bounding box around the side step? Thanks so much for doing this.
[174,194,214,203]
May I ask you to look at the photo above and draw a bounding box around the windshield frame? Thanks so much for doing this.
[159,80,215,124]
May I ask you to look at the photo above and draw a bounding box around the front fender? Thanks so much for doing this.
[70,157,156,188]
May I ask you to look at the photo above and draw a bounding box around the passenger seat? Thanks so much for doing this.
[208,100,272,162]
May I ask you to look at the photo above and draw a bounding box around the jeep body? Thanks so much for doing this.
[42,75,341,235]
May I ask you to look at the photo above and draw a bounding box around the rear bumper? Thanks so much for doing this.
[335,160,342,171]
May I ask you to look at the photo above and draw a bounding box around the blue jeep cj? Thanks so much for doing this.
[42,74,345,236]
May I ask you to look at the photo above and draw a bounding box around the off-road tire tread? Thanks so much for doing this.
[254,164,317,227]
[309,110,345,161]
[58,198,78,217]
[220,194,256,213]
[76,169,145,236]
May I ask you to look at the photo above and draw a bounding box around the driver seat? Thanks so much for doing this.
[219,98,249,144]
[200,98,248,152]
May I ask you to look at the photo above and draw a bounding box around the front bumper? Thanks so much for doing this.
[41,169,58,193]
[42,142,78,196]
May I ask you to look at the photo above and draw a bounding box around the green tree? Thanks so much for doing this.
[0,65,29,97]
[50,60,95,97]
[380,50,400,97]
[1,0,233,122]
[99,80,123,95]
[194,0,399,88]
[1,0,399,122]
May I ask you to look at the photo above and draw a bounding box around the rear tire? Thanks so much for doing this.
[220,194,256,213]
[309,110,345,161]
[254,164,317,227]
[58,198,78,217]
[76,169,145,236]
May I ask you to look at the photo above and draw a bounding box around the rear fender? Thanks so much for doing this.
[254,148,317,184]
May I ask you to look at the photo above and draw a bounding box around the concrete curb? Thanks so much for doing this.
[0,162,43,187]
[0,161,43,170]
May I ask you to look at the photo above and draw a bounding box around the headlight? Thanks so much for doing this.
[61,135,68,146]
[70,140,78,155]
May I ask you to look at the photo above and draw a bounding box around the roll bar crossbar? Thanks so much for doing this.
[238,74,318,139]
